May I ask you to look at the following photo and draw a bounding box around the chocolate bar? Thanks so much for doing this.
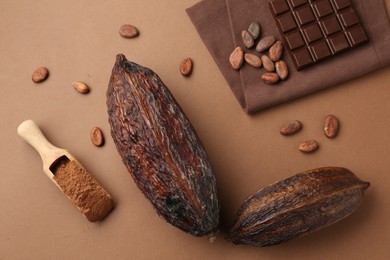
[269,0,369,71]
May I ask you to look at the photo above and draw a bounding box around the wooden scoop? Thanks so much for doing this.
[17,119,114,222]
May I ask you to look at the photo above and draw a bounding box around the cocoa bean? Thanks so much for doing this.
[90,127,104,147]
[324,115,339,138]
[299,140,319,153]
[242,30,255,49]
[244,53,262,68]
[106,54,219,236]
[119,24,139,38]
[72,81,90,94]
[256,35,276,52]
[228,167,370,247]
[248,21,261,40]
[275,60,289,80]
[180,57,193,76]
[280,120,302,135]
[261,55,275,72]
[269,41,283,62]
[229,47,244,70]
[261,73,279,85]
[32,67,49,83]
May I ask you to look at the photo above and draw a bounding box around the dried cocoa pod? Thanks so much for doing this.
[106,54,219,236]
[228,167,370,247]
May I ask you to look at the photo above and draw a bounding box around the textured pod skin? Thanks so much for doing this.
[228,167,370,246]
[106,54,219,236]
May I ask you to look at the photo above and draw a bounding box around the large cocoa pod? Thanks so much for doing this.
[106,54,219,236]
[228,167,369,246]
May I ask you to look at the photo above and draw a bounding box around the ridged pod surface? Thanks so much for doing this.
[228,167,370,246]
[106,54,219,236]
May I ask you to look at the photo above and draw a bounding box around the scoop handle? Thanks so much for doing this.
[17,120,65,171]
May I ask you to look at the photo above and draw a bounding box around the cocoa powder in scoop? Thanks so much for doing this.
[52,156,114,222]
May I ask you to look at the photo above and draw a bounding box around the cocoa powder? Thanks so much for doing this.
[52,156,114,222]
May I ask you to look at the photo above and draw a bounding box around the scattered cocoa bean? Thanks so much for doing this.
[180,57,193,76]
[72,81,90,94]
[242,30,255,49]
[119,24,139,38]
[280,120,302,135]
[299,140,319,153]
[261,73,279,85]
[269,41,283,62]
[248,21,261,40]
[90,127,104,147]
[256,35,276,52]
[275,60,289,80]
[32,67,49,83]
[324,115,339,138]
[244,53,262,68]
[261,55,275,72]
[229,47,244,70]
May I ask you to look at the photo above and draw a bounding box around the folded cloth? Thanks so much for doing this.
[187,0,390,114]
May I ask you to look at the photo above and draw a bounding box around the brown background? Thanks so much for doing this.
[1,0,390,259]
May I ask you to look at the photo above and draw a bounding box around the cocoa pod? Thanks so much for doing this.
[106,54,219,236]
[228,167,370,247]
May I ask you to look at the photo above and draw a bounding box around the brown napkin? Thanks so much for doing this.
[187,0,390,114]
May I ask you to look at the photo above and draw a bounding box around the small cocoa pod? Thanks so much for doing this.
[275,60,289,80]
[242,30,255,49]
[269,41,283,62]
[106,54,219,236]
[261,73,279,85]
[244,53,262,68]
[261,55,275,72]
[256,35,276,52]
[90,127,104,147]
[324,115,339,138]
[299,140,319,153]
[72,81,90,94]
[280,120,302,135]
[228,167,370,247]
[229,47,244,70]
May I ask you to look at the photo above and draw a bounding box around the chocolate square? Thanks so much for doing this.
[346,25,368,47]
[278,13,298,33]
[328,33,350,53]
[295,6,316,26]
[268,0,369,70]
[302,23,323,43]
[290,0,308,9]
[269,0,290,16]
[292,47,314,69]
[331,0,351,11]
[313,0,334,18]
[284,30,306,50]
[310,40,332,61]
[320,15,342,36]
[338,9,359,28]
